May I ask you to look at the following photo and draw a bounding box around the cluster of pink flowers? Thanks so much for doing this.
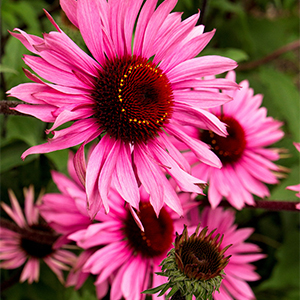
[1,0,298,299]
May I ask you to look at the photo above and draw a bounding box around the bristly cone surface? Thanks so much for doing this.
[174,224,231,281]
[93,55,174,144]
[143,224,231,300]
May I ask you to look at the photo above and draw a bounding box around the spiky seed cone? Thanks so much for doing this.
[143,224,231,300]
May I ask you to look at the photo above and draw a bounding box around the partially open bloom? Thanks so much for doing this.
[196,207,265,300]
[187,71,284,209]
[0,186,76,284]
[148,224,231,300]
[286,142,300,198]
[8,0,238,217]
[69,186,196,300]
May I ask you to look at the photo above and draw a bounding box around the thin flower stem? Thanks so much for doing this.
[199,0,208,25]
[0,100,28,116]
[237,40,300,71]
[201,199,300,211]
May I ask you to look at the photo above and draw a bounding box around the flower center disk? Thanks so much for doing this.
[20,224,57,258]
[201,115,246,165]
[180,239,224,280]
[124,203,174,257]
[93,55,174,144]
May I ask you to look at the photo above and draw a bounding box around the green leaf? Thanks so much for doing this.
[257,213,300,298]
[258,67,300,140]
[6,115,45,147]
[209,0,245,15]
[0,141,37,172]
[45,149,70,174]
[201,48,249,63]
[270,164,300,201]
[2,36,31,90]
[0,64,19,74]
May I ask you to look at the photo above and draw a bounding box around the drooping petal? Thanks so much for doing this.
[148,140,204,194]
[20,259,40,283]
[85,136,113,217]
[98,139,122,213]
[113,143,140,209]
[166,122,222,168]
[134,143,165,216]
[21,119,99,159]
[12,104,56,122]
[172,103,228,136]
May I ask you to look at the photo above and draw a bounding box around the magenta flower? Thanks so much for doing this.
[68,186,196,300]
[186,71,284,209]
[8,0,238,217]
[286,142,300,199]
[0,186,76,284]
[191,207,265,300]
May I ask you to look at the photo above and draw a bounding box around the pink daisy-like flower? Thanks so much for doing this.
[191,206,265,300]
[68,186,196,300]
[8,0,238,217]
[286,142,300,198]
[186,71,284,209]
[0,186,76,284]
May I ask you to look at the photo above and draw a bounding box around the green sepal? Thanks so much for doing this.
[155,272,168,277]
[158,283,173,296]
[165,285,179,298]
[142,283,167,295]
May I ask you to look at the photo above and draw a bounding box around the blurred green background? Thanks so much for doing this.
[1,0,299,299]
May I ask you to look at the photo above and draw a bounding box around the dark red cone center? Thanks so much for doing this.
[180,239,223,279]
[201,115,246,165]
[124,202,174,258]
[93,55,174,144]
[20,224,57,258]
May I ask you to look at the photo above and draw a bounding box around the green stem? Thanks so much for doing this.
[201,199,300,211]
[0,100,27,116]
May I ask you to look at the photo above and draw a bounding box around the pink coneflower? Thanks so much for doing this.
[8,0,238,217]
[0,186,76,284]
[186,71,284,209]
[286,142,300,199]
[68,186,196,300]
[194,207,265,300]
